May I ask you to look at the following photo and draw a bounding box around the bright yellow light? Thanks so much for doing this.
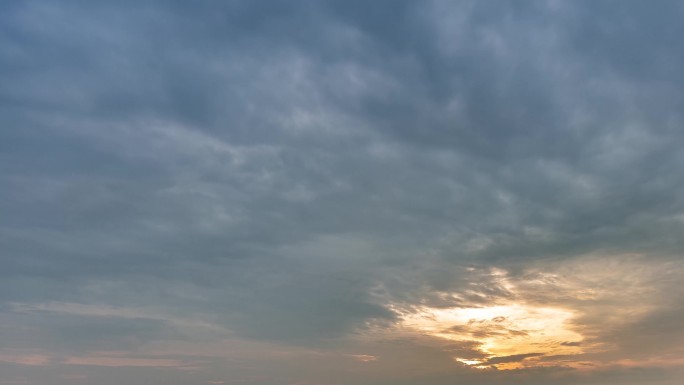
[399,303,584,369]
[455,358,483,366]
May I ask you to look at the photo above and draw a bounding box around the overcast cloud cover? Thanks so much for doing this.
[2,1,684,384]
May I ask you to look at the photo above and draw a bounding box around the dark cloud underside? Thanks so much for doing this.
[2,1,684,385]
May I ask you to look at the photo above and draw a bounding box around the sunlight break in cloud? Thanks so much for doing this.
[400,304,582,369]
[3,1,684,384]
[377,257,683,372]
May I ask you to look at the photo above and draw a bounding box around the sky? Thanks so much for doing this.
[2,1,684,384]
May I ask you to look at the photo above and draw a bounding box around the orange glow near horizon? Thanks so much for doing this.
[398,303,585,369]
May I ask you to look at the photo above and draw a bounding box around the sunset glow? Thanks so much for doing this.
[3,1,684,384]
[401,303,583,367]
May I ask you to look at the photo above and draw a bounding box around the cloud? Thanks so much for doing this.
[2,1,684,384]
[0,353,51,367]
[485,353,545,365]
[61,355,190,368]
[560,341,582,347]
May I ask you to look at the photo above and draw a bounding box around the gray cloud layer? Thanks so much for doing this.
[2,1,684,384]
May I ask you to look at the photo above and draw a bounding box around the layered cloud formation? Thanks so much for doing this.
[2,1,684,384]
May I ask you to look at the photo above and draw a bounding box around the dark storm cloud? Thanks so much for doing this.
[2,1,684,384]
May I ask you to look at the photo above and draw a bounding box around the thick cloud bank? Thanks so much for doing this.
[2,1,684,384]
